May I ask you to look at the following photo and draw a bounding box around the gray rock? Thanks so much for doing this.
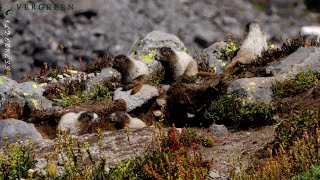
[227,77,274,103]
[267,47,320,82]
[12,81,45,97]
[209,124,228,137]
[85,68,121,93]
[0,118,42,146]
[26,95,53,111]
[113,84,159,112]
[132,30,187,72]
[203,41,229,74]
[0,76,18,96]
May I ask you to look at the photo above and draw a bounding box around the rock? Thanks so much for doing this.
[153,110,162,117]
[156,98,167,107]
[300,26,320,43]
[113,84,159,112]
[202,41,229,74]
[132,30,187,72]
[85,67,121,94]
[0,76,18,96]
[26,95,53,111]
[209,124,228,137]
[31,128,153,174]
[267,47,320,81]
[0,118,42,146]
[12,81,45,97]
[227,77,274,103]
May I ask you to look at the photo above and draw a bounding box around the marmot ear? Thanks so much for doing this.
[79,111,94,122]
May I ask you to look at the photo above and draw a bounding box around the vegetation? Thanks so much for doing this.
[204,94,276,129]
[108,125,212,179]
[0,136,35,180]
[272,67,318,98]
[230,126,320,180]
[275,108,320,148]
[219,33,239,61]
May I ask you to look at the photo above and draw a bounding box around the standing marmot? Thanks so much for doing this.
[109,111,147,129]
[155,47,215,83]
[112,55,150,94]
[225,21,268,74]
[58,111,101,135]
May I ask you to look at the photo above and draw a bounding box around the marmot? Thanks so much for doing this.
[155,47,216,83]
[224,21,268,75]
[112,55,150,94]
[58,111,101,135]
[109,111,147,129]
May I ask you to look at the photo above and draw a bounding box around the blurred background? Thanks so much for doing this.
[0,0,319,80]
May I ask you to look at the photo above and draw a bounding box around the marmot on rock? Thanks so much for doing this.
[112,55,150,94]
[224,21,268,75]
[58,111,101,135]
[109,111,147,129]
[155,47,216,83]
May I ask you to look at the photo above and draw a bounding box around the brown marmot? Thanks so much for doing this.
[112,55,150,94]
[224,21,268,75]
[155,47,216,83]
[109,111,147,129]
[58,111,101,135]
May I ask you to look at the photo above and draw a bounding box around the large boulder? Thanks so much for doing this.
[227,77,274,103]
[202,41,230,74]
[267,47,320,82]
[113,84,159,112]
[131,30,187,72]
[0,118,42,146]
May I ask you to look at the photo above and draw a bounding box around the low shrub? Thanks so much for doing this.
[275,108,320,148]
[204,94,276,129]
[273,67,318,98]
[0,136,36,179]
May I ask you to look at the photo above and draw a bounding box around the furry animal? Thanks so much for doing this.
[112,55,150,94]
[58,111,101,135]
[225,21,268,74]
[155,47,215,83]
[109,111,147,129]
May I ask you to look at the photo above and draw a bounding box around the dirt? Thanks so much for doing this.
[197,125,276,177]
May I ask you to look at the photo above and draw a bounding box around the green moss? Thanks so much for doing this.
[293,165,320,180]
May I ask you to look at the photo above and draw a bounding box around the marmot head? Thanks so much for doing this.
[245,21,264,36]
[112,55,132,73]
[109,111,130,129]
[155,47,175,62]
[78,111,101,125]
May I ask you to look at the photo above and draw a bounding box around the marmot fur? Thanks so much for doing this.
[155,47,216,83]
[112,55,150,94]
[109,111,147,129]
[225,21,268,74]
[58,111,101,135]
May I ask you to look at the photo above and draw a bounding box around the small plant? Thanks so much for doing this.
[273,67,318,98]
[0,136,36,179]
[275,108,320,148]
[204,94,276,129]
[293,165,320,180]
[89,83,113,102]
[219,33,239,61]
[230,127,320,180]
[0,99,24,119]
[108,125,212,179]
